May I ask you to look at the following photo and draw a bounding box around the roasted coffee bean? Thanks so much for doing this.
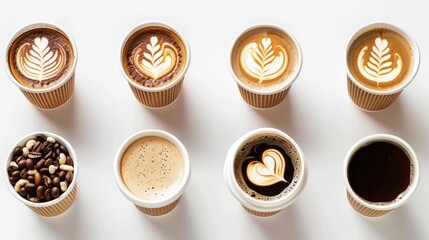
[25,158,34,170]
[44,150,52,159]
[34,173,42,186]
[43,176,52,188]
[53,177,61,187]
[45,189,52,201]
[52,187,60,198]
[66,157,74,166]
[45,158,53,167]
[36,135,47,142]
[28,152,42,159]
[20,169,28,179]
[37,186,45,200]
[58,171,66,180]
[40,168,49,175]
[35,159,45,170]
[44,142,53,154]
[16,155,24,162]
[53,143,60,150]
[18,159,26,169]
[60,145,69,156]
[28,175,34,183]
[9,177,17,186]
[12,171,20,180]
[19,188,27,197]
[65,172,73,183]
[55,148,60,156]
[14,147,23,157]
[29,197,40,203]
[24,183,36,193]
[34,141,42,152]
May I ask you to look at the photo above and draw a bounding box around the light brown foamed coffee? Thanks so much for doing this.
[122,26,187,88]
[8,27,75,89]
[120,136,184,201]
[231,26,300,92]
[347,28,414,91]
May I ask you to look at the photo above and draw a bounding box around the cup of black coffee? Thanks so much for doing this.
[344,134,419,217]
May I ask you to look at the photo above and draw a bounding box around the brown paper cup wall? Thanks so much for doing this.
[28,185,77,217]
[135,197,182,216]
[130,78,183,108]
[242,205,281,217]
[346,191,391,217]
[238,85,290,109]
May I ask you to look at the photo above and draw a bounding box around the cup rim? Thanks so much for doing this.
[114,129,191,208]
[224,128,307,212]
[229,23,303,95]
[4,132,78,208]
[4,22,78,94]
[344,22,420,95]
[343,134,420,211]
[119,22,191,93]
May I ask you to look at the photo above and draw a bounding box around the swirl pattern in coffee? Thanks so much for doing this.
[231,26,299,91]
[8,28,74,89]
[234,134,301,201]
[348,28,414,91]
[122,26,187,88]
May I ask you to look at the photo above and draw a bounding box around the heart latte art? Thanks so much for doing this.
[240,37,288,84]
[357,37,402,85]
[16,37,67,82]
[133,36,178,81]
[246,148,287,186]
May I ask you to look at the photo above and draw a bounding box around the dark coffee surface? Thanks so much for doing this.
[348,141,410,202]
[241,143,294,197]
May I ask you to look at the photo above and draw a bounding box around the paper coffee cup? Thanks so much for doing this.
[114,130,191,216]
[344,134,419,217]
[119,22,191,109]
[5,23,77,110]
[229,24,302,109]
[224,128,307,216]
[5,132,78,217]
[345,23,420,112]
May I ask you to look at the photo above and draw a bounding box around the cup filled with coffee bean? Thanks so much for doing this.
[119,22,191,108]
[5,22,78,110]
[5,132,78,217]
[344,134,419,217]
[230,24,302,109]
[114,130,191,216]
[345,22,420,111]
[224,128,307,217]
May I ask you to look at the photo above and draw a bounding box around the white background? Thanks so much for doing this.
[0,0,428,239]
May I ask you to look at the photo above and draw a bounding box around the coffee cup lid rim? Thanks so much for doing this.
[4,131,79,208]
[119,22,191,93]
[224,128,307,212]
[229,23,303,95]
[4,22,78,94]
[344,22,420,95]
[114,129,191,209]
[343,133,420,211]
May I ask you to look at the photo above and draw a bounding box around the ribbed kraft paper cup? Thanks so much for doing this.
[224,128,308,217]
[230,24,302,109]
[5,23,77,110]
[345,22,420,112]
[5,132,78,217]
[344,134,419,217]
[114,130,191,216]
[120,22,191,109]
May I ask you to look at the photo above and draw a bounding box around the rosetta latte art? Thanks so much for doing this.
[133,36,178,81]
[240,37,288,84]
[246,149,287,186]
[357,37,402,85]
[16,37,67,82]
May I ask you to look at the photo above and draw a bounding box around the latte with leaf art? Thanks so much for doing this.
[348,28,414,91]
[123,27,186,88]
[8,28,74,89]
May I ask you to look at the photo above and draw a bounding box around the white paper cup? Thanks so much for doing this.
[344,134,419,217]
[114,129,191,216]
[5,132,78,217]
[5,22,78,110]
[345,22,420,112]
[119,22,191,109]
[224,128,307,216]
[229,24,303,109]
